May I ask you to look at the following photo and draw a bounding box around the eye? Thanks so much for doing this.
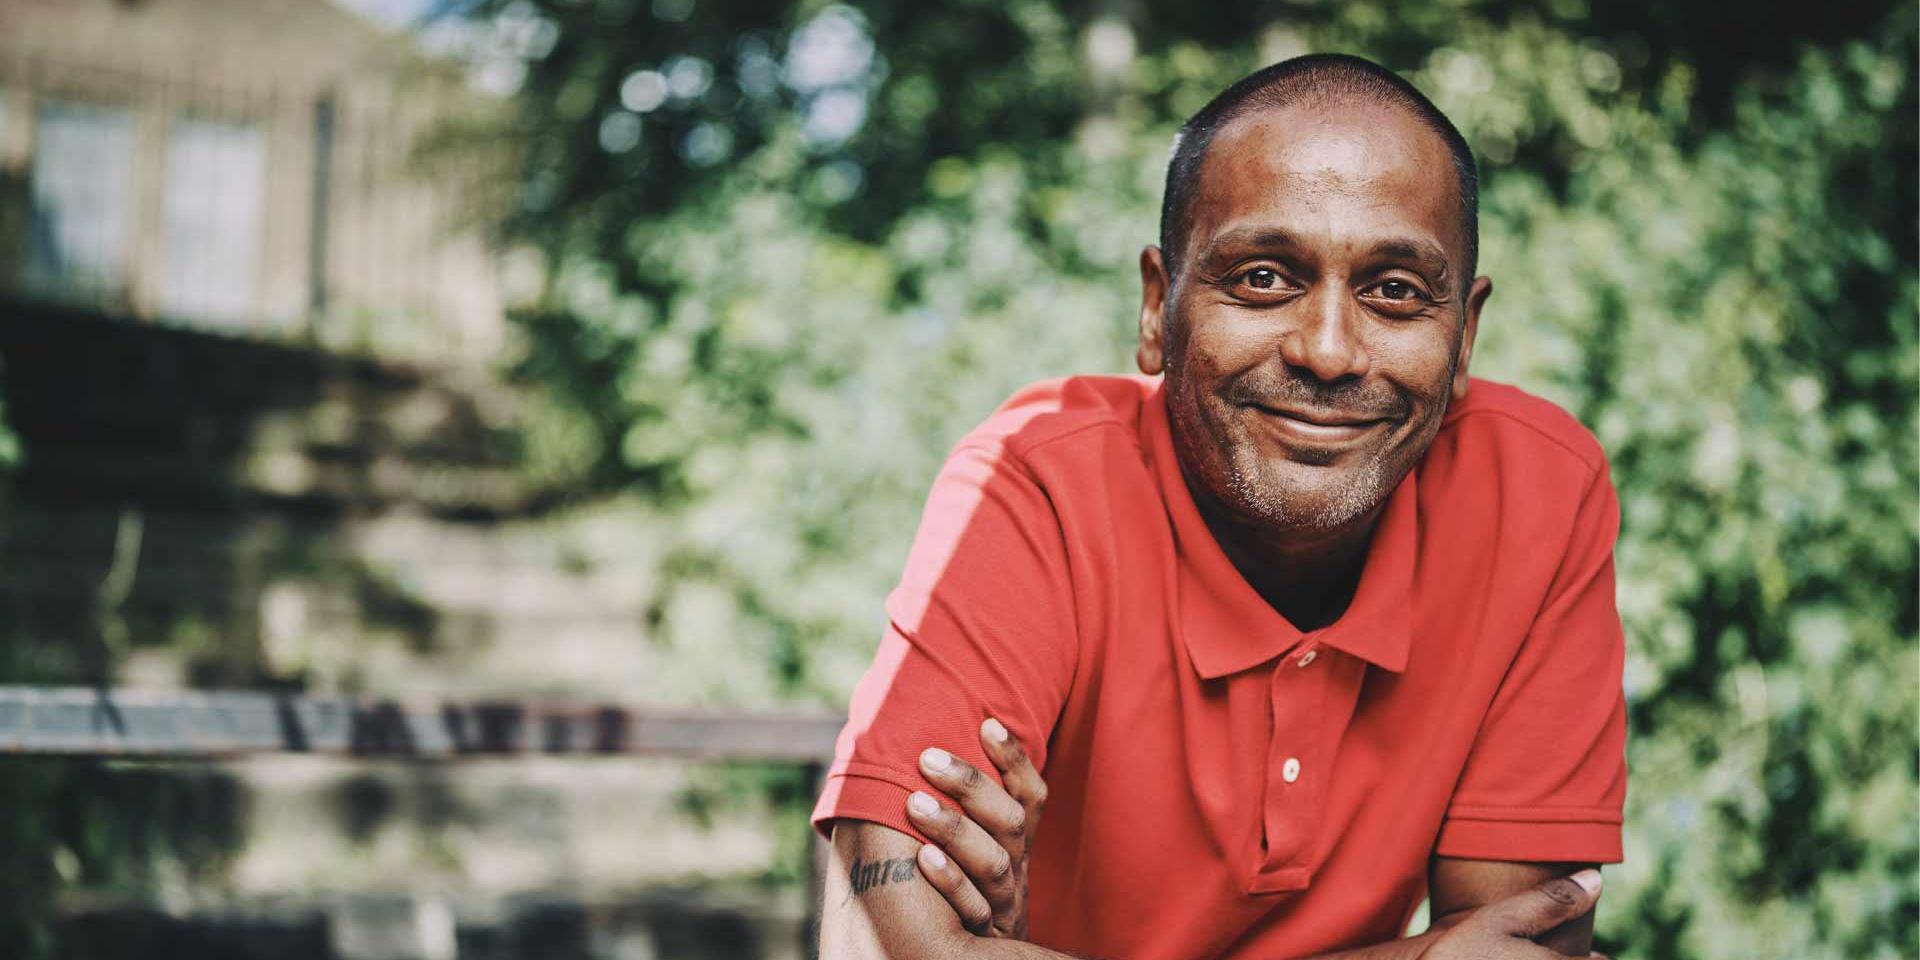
[1363,278,1434,316]
[1377,280,1421,301]
[1225,265,1300,300]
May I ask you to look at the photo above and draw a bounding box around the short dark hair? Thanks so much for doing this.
[1158,53,1479,281]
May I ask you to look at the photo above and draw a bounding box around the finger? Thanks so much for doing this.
[921,747,1030,854]
[906,789,1021,920]
[915,844,993,936]
[1478,869,1603,938]
[980,718,1048,821]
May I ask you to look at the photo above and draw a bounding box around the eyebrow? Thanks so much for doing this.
[1370,238,1451,277]
[1199,227,1452,278]
[1201,227,1306,258]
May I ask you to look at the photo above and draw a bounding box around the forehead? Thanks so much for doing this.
[1186,99,1464,263]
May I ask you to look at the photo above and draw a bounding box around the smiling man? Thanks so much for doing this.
[814,54,1626,959]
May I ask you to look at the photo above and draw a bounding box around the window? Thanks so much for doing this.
[26,100,137,303]
[160,119,267,326]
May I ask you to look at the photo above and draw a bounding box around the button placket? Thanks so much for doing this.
[1259,647,1320,876]
[1247,642,1370,894]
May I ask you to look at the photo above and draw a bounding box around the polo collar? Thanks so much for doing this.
[1141,380,1417,680]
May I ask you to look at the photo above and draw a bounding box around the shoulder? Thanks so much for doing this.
[1435,378,1608,487]
[1422,381,1622,629]
[953,374,1153,466]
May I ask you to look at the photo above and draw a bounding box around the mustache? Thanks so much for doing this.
[1224,372,1407,420]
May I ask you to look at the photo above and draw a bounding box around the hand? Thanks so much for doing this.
[903,717,1048,939]
[1425,869,1610,959]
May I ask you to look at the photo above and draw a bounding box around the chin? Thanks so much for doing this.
[1225,454,1396,534]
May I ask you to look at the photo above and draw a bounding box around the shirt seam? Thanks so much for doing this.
[1433,821,1623,859]
[962,420,1113,734]
[987,413,1138,464]
[1443,804,1622,824]
[831,761,927,793]
[1444,406,1604,481]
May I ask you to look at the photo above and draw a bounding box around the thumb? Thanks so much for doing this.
[1478,869,1603,938]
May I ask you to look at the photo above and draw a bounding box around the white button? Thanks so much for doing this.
[1282,757,1302,783]
[1296,649,1317,667]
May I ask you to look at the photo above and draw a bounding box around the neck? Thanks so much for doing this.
[1188,482,1384,632]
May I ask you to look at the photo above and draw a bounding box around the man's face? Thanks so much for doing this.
[1138,99,1492,537]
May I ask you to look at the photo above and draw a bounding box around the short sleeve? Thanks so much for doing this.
[1433,461,1628,864]
[811,439,1079,841]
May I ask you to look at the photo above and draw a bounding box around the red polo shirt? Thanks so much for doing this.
[812,375,1627,959]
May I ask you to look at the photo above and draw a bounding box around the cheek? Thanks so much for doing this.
[1172,307,1279,378]
[1373,327,1462,400]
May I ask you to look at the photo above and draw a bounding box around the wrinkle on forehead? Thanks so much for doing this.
[1185,102,1464,267]
[1274,121,1411,191]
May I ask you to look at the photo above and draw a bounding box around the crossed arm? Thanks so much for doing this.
[820,720,1606,960]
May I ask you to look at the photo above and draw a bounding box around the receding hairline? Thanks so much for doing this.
[1180,100,1464,259]
[1159,54,1480,281]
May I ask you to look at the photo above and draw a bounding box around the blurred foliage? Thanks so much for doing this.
[0,505,247,957]
[0,181,247,957]
[448,0,1916,956]
[0,482,246,960]
[0,175,43,952]
[0,174,21,474]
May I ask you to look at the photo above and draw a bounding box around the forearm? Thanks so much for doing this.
[962,941,1091,960]
[1301,929,1444,960]
[966,931,1439,960]
[829,818,1596,960]
[1303,891,1593,959]
[826,820,1091,960]
[1300,897,1592,958]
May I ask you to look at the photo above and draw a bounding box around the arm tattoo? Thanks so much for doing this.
[846,855,919,898]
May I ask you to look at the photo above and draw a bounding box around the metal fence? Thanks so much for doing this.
[1,685,846,957]
[0,686,844,763]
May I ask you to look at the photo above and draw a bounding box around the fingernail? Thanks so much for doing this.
[982,718,1008,743]
[909,791,939,816]
[921,747,952,772]
[920,844,947,869]
[1571,869,1602,894]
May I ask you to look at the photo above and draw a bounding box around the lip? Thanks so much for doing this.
[1247,404,1390,446]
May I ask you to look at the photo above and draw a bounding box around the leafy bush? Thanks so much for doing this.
[461,0,1916,954]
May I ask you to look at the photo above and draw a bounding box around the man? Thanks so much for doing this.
[813,53,1627,959]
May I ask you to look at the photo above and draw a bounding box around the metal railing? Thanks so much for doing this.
[0,685,845,956]
[0,686,844,762]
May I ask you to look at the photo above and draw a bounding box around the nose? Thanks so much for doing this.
[1277,289,1370,383]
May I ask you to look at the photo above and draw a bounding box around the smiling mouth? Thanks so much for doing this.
[1247,404,1391,445]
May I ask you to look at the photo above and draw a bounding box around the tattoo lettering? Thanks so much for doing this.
[846,855,918,897]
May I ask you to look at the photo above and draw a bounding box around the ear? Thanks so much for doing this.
[1452,275,1492,401]
[1138,246,1170,375]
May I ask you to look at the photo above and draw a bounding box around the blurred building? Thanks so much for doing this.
[0,0,509,360]
[0,2,803,957]
[0,0,542,691]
